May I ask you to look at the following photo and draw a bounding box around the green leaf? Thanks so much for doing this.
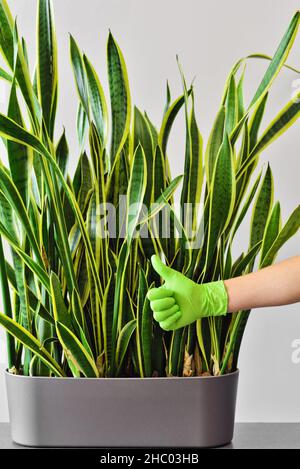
[205,133,236,270]
[70,34,90,119]
[261,206,300,268]
[159,91,190,156]
[0,237,15,367]
[7,79,32,206]
[134,106,154,207]
[183,96,203,232]
[50,272,73,330]
[0,0,14,68]
[0,114,102,316]
[139,174,183,226]
[76,103,88,149]
[56,128,69,178]
[163,80,171,117]
[136,269,148,377]
[232,241,262,277]
[0,163,43,267]
[116,319,137,375]
[141,294,153,377]
[102,274,115,375]
[239,93,300,179]
[0,312,64,376]
[107,32,131,165]
[205,106,225,185]
[249,92,268,151]
[236,67,245,121]
[249,164,273,249]
[56,321,99,377]
[83,54,108,145]
[37,0,58,137]
[230,171,262,241]
[260,201,281,264]
[126,144,147,241]
[249,12,300,108]
[225,75,238,135]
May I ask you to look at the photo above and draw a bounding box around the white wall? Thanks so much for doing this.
[1,0,300,422]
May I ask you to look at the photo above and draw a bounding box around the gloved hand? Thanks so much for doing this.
[147,255,228,331]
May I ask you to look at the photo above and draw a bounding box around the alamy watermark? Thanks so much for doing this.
[97,197,205,249]
[291,339,300,365]
[291,79,300,103]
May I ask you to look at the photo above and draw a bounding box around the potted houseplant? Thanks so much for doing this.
[0,0,300,447]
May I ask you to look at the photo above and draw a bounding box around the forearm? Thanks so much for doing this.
[224,256,300,313]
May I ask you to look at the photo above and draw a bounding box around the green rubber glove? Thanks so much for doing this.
[147,255,228,331]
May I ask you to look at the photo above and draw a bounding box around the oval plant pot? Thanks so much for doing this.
[5,370,239,447]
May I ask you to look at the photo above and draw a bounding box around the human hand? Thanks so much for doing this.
[147,255,228,331]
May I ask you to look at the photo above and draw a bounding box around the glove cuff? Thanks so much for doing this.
[203,280,228,317]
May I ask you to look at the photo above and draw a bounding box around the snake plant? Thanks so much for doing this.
[0,0,300,378]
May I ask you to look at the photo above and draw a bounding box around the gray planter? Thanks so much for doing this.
[5,370,239,448]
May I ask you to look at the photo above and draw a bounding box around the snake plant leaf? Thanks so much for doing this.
[76,103,88,149]
[134,106,154,207]
[249,164,273,249]
[163,80,171,117]
[70,34,90,119]
[55,128,69,179]
[224,245,233,280]
[0,193,31,332]
[144,112,158,149]
[107,32,131,165]
[239,93,300,180]
[141,287,153,377]
[0,219,50,292]
[126,144,147,241]
[139,175,183,227]
[0,67,12,82]
[249,12,300,108]
[231,171,262,242]
[236,67,245,121]
[0,114,103,311]
[225,75,238,135]
[56,321,99,377]
[261,205,300,268]
[205,133,236,271]
[83,54,108,145]
[232,241,262,277]
[116,319,137,375]
[74,152,93,212]
[86,191,102,354]
[0,237,15,367]
[249,92,268,151]
[168,327,188,377]
[0,312,64,376]
[13,21,41,130]
[229,13,300,144]
[159,91,191,157]
[37,0,58,138]
[185,97,203,232]
[153,145,166,200]
[260,201,281,264]
[7,80,32,206]
[111,241,129,372]
[0,164,43,267]
[136,268,148,377]
[102,274,115,375]
[0,0,14,68]
[50,272,73,331]
[205,106,225,185]
[0,1,40,128]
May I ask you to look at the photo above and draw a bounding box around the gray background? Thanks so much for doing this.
[0,0,300,422]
